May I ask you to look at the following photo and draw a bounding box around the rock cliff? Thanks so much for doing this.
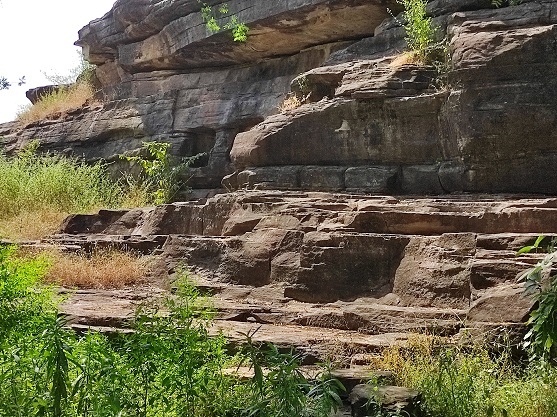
[2,0,556,195]
[49,190,544,353]
[0,0,555,358]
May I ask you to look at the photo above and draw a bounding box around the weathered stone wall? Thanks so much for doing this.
[230,0,557,194]
[1,0,557,195]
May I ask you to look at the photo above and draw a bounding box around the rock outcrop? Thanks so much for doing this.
[2,0,557,195]
[230,0,557,194]
[47,190,548,346]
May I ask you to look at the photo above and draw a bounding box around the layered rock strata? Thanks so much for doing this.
[2,0,557,195]
[47,191,546,351]
[230,0,557,194]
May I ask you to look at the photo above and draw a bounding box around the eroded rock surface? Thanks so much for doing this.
[230,0,557,195]
[45,190,546,355]
[2,0,556,195]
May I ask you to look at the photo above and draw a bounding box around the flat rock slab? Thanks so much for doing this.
[209,320,408,360]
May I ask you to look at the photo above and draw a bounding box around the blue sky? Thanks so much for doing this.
[0,0,116,122]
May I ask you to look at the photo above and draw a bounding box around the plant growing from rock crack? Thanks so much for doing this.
[392,0,451,87]
[517,236,557,360]
[395,0,437,64]
[491,0,522,7]
[199,1,249,42]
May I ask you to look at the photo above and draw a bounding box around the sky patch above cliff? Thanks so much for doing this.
[0,0,116,123]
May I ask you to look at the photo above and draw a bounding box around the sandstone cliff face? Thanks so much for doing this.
[51,190,544,339]
[230,0,557,194]
[0,0,398,196]
[2,0,556,195]
[3,0,554,356]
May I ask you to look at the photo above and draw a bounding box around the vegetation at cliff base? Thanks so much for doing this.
[0,144,123,240]
[0,247,344,417]
[120,141,201,206]
[372,335,557,417]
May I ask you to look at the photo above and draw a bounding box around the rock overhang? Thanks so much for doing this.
[77,0,402,72]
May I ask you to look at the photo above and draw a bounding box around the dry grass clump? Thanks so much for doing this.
[388,52,423,68]
[43,249,147,289]
[278,92,309,113]
[17,81,97,125]
[0,210,69,241]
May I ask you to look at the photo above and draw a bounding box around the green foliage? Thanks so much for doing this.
[0,76,9,90]
[121,141,202,205]
[382,339,557,417]
[199,1,249,42]
[0,245,53,340]
[518,237,557,360]
[0,255,344,417]
[0,142,122,220]
[491,0,522,7]
[393,0,451,71]
[397,0,436,62]
[239,331,345,417]
[42,51,96,86]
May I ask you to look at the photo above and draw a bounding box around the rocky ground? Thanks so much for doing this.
[16,189,543,415]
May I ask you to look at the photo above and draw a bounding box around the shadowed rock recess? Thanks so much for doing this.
[1,0,556,374]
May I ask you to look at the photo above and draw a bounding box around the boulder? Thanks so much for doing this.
[349,383,422,417]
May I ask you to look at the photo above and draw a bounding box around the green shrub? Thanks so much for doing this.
[0,255,344,417]
[517,236,557,360]
[121,141,203,205]
[199,1,249,42]
[491,0,522,7]
[396,0,436,63]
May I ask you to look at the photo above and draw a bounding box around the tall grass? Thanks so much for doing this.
[0,151,120,217]
[372,335,557,417]
[0,148,128,240]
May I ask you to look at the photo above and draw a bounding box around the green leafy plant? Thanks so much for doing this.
[517,237,557,360]
[199,2,249,42]
[121,142,202,205]
[0,251,346,417]
[395,0,439,64]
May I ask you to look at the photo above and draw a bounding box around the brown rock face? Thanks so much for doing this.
[230,0,557,195]
[50,191,546,333]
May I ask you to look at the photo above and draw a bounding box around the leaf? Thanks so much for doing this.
[544,336,554,351]
[535,235,546,247]
[517,245,535,255]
